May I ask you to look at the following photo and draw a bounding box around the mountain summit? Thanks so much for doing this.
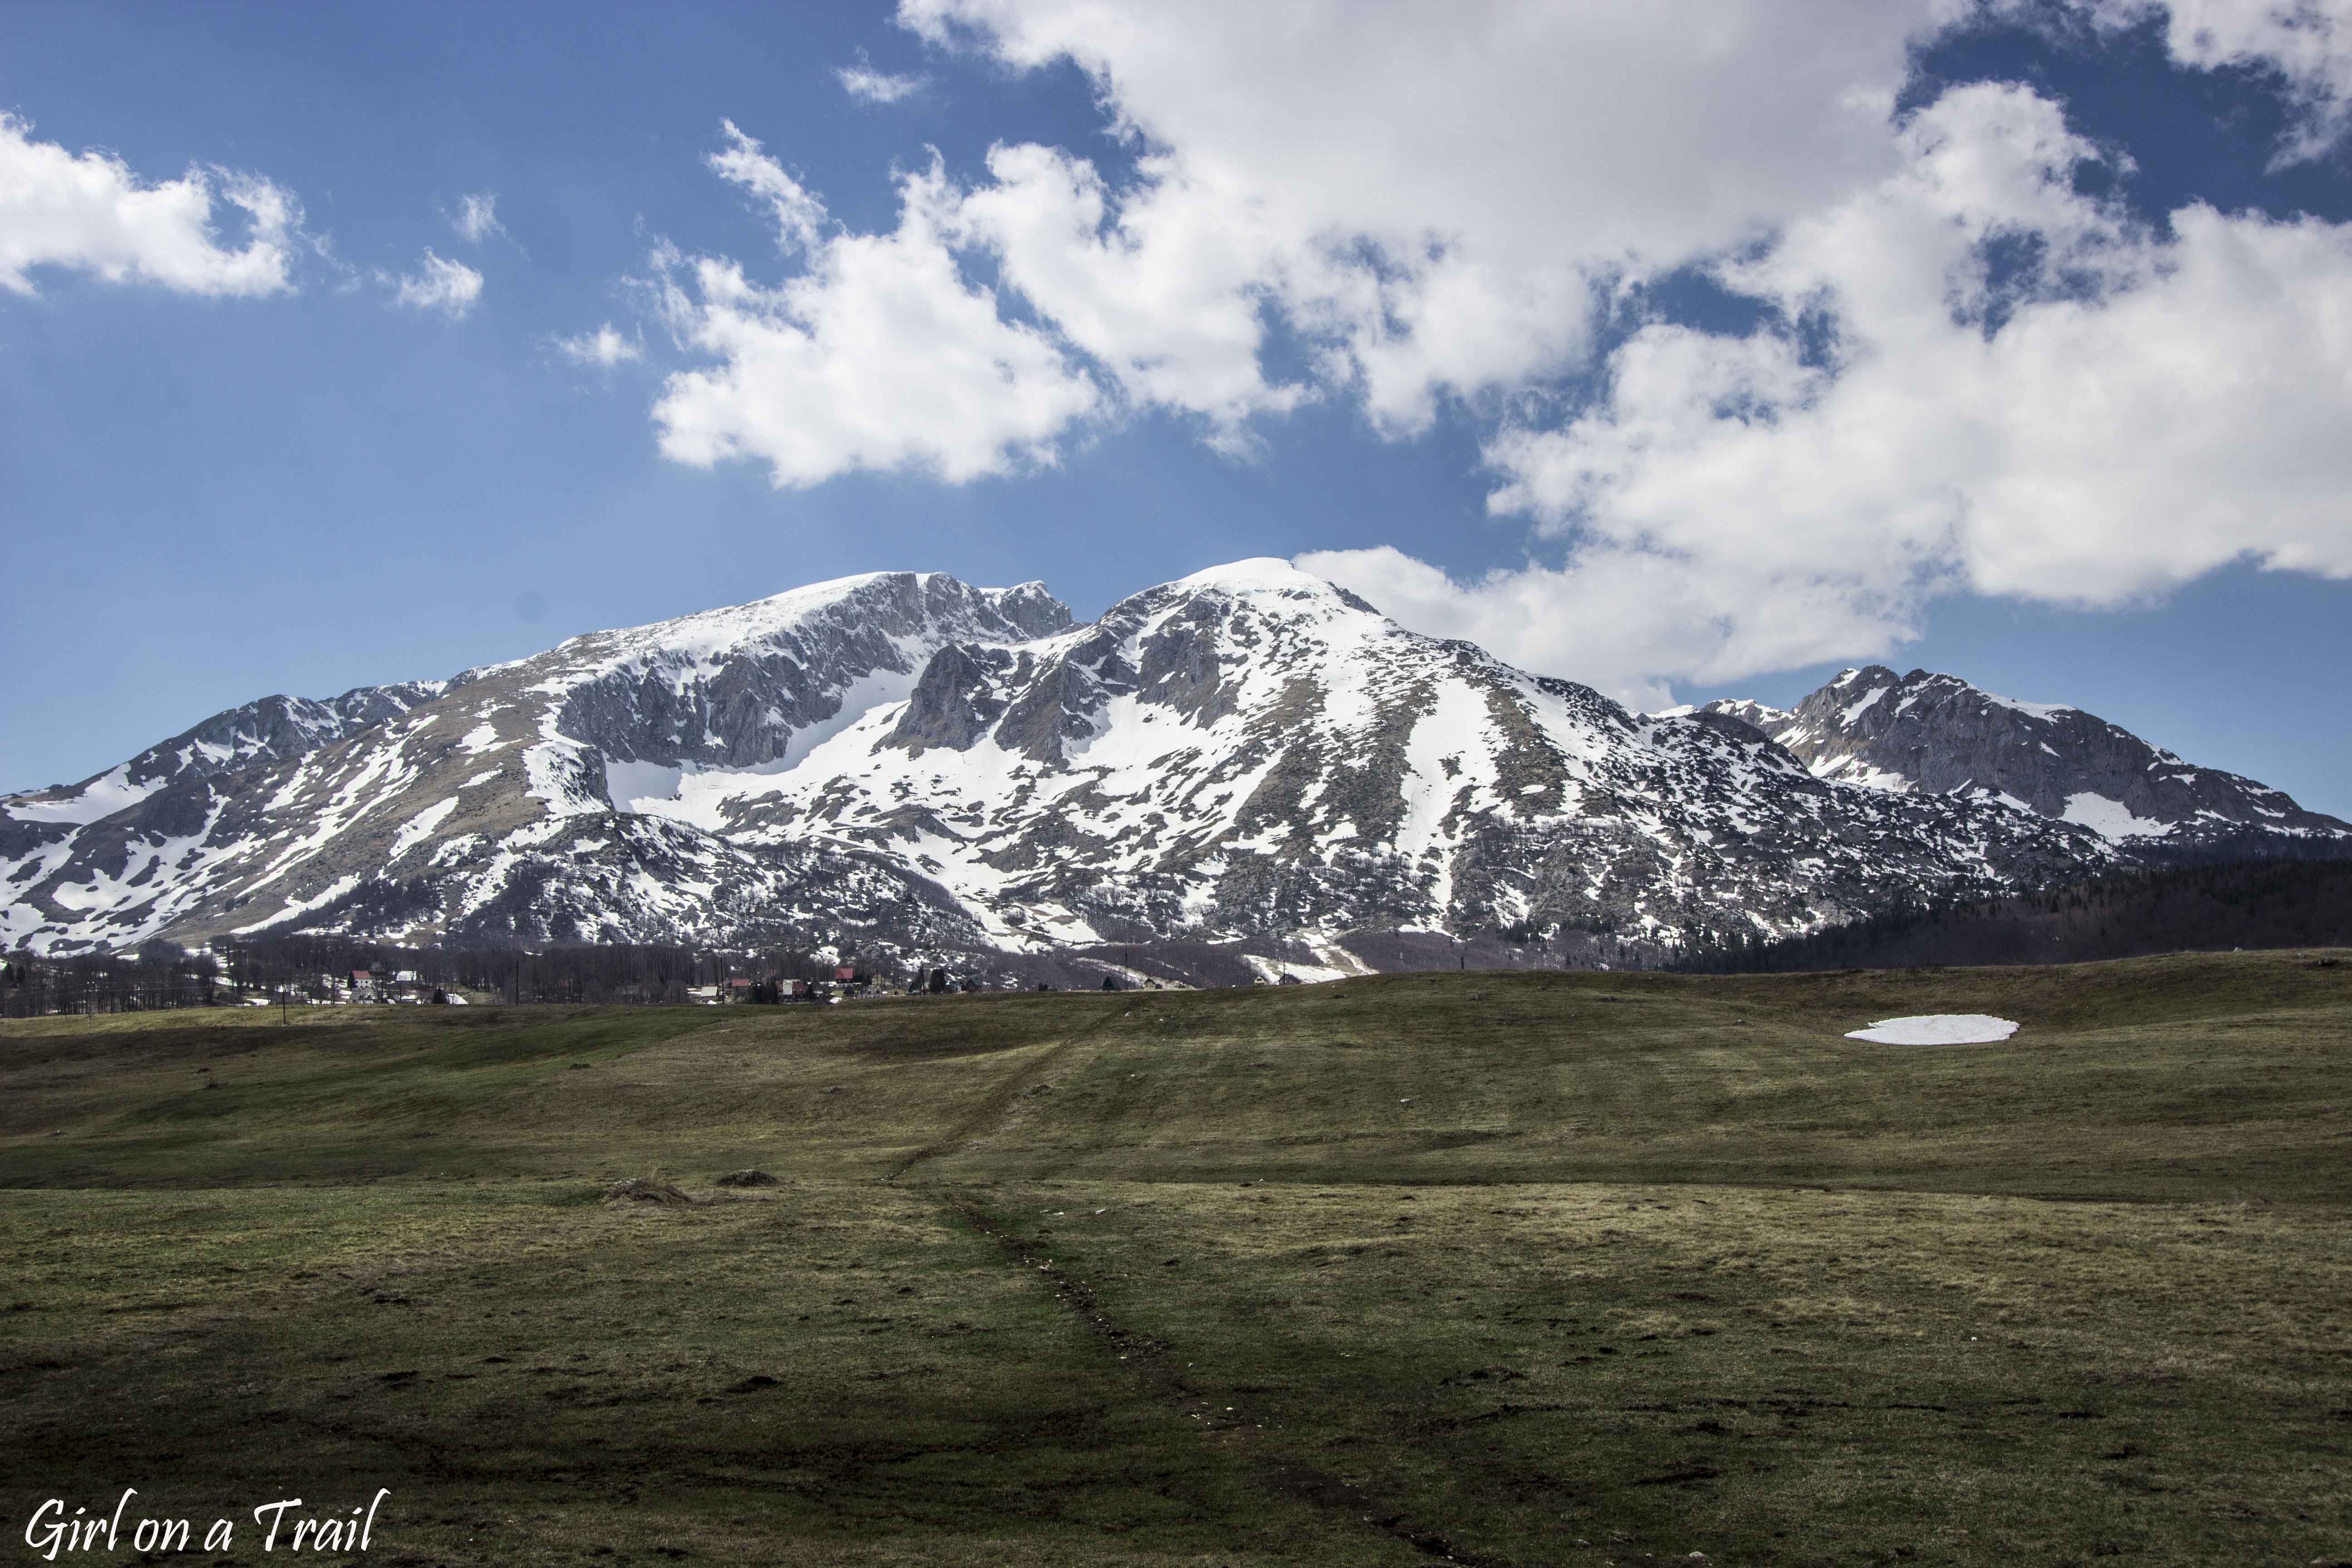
[5,566,2343,970]
[1701,665,2344,851]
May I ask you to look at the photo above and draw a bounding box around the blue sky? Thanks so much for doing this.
[5,0,2352,816]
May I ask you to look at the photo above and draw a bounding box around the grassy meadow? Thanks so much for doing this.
[3,951,2348,1565]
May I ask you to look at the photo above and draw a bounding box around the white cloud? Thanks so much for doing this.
[650,128,1101,487]
[2077,0,2352,160]
[1313,83,2352,703]
[952,142,1305,441]
[635,6,2352,704]
[385,248,484,318]
[901,0,1962,429]
[451,191,505,245]
[0,112,299,297]
[838,49,929,104]
[554,323,642,367]
[707,120,828,255]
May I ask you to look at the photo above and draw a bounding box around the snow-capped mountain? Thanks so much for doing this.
[1,573,1066,956]
[700,562,2103,961]
[0,682,449,858]
[5,564,2339,968]
[1700,665,2350,850]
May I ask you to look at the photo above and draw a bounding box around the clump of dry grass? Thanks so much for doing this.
[604,1176,698,1206]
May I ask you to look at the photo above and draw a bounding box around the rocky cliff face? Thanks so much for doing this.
[688,562,2108,962]
[0,573,1064,955]
[5,567,2338,969]
[1703,666,2349,850]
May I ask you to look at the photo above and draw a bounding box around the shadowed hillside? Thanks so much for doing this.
[1676,856,2352,974]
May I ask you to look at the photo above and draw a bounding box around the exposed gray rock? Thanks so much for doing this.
[7,564,2338,969]
[739,561,2114,957]
[1703,666,2351,852]
[1,572,1069,955]
[887,644,1014,756]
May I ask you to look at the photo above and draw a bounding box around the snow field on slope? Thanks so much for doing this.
[5,765,166,825]
[2061,791,2172,841]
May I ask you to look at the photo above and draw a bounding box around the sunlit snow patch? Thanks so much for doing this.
[4,764,163,824]
[1845,1014,2019,1045]
[603,758,686,814]
[2060,791,2170,841]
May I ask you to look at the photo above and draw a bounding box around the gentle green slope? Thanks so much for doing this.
[3,950,2347,1566]
[9,952,2347,1200]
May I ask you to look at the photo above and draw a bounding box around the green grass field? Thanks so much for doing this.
[4,951,2348,1566]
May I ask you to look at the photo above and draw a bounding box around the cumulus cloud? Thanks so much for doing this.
[1312,82,2352,703]
[651,125,1101,486]
[2078,0,2352,160]
[953,142,1306,442]
[655,2,1963,483]
[868,0,2352,705]
[384,248,485,318]
[707,120,827,254]
[554,323,642,367]
[0,112,300,297]
[902,0,1957,430]
[450,191,505,245]
[838,49,929,103]
[899,0,2352,434]
[635,5,2352,702]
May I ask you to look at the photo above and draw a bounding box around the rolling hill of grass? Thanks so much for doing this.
[4,951,2347,1566]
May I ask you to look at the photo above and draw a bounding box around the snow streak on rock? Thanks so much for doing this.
[1702,665,2351,849]
[2,573,1063,955]
[6,567,2340,965]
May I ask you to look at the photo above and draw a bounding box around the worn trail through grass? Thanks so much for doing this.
[884,1004,1132,1183]
[4,948,2348,1565]
[942,1187,1519,1568]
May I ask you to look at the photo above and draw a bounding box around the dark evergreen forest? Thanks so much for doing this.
[1675,857,2352,974]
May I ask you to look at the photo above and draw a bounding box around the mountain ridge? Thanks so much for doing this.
[6,563,2344,973]
[1696,663,2345,851]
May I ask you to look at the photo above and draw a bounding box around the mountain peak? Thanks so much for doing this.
[10,561,2344,963]
[1706,666,2346,847]
[1173,557,1332,593]
[1113,558,1384,628]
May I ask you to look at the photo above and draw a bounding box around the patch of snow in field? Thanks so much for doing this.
[458,722,500,755]
[2061,792,2170,841]
[1845,1014,2019,1045]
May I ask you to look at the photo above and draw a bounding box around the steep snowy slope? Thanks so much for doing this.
[1,573,1067,953]
[712,562,2106,955]
[12,563,2337,966]
[0,684,449,862]
[1702,666,2351,850]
